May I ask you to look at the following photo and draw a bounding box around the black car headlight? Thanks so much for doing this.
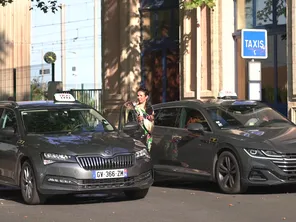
[135,149,150,159]
[42,153,76,165]
[244,149,282,159]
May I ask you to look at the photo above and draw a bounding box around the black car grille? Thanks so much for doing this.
[272,153,296,175]
[76,154,135,170]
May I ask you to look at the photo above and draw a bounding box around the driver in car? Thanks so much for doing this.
[186,111,205,129]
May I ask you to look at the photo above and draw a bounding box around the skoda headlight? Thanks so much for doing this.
[135,149,150,159]
[42,153,75,165]
[244,149,282,158]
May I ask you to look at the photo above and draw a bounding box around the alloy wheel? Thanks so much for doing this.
[22,165,34,200]
[215,151,247,194]
[20,161,46,205]
[218,156,237,189]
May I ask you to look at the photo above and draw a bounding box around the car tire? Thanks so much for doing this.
[215,151,248,194]
[124,188,149,200]
[20,160,46,205]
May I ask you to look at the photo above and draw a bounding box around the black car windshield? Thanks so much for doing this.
[207,102,292,129]
[21,108,114,134]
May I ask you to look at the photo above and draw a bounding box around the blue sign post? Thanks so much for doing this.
[241,29,268,59]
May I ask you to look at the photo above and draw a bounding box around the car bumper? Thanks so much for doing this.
[238,149,296,186]
[36,159,153,195]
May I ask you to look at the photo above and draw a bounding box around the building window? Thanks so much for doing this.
[235,0,287,116]
[139,0,180,104]
[276,0,287,25]
[140,9,179,41]
[236,0,286,29]
[261,35,275,103]
[255,0,273,26]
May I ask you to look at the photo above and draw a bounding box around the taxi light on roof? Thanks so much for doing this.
[217,90,238,100]
[54,93,76,102]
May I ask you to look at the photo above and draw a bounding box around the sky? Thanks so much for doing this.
[30,0,101,90]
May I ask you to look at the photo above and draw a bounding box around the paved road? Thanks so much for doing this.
[0,182,296,222]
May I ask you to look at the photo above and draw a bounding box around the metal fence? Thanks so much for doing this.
[0,64,103,112]
[0,64,52,101]
[64,89,103,112]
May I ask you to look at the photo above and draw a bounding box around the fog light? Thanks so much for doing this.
[249,170,267,181]
[43,159,55,165]
[47,177,74,184]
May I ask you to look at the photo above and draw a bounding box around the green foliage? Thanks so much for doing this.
[31,78,46,101]
[70,90,98,110]
[183,0,216,10]
[0,0,61,13]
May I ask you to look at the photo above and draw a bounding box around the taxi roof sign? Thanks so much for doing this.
[217,90,238,100]
[53,93,76,103]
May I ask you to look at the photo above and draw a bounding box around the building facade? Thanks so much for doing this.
[235,0,287,117]
[101,0,236,125]
[287,0,296,122]
[0,0,31,100]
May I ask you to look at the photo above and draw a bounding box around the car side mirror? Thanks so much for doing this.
[0,127,15,137]
[123,121,139,132]
[187,123,204,134]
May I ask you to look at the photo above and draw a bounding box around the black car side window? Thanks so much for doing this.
[1,109,18,133]
[0,108,4,127]
[120,105,138,127]
[154,107,181,128]
[183,108,211,132]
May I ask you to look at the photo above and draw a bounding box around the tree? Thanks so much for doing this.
[0,0,60,13]
[182,0,216,10]
[31,78,46,101]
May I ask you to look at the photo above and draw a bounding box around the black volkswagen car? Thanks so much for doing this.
[0,93,153,205]
[120,98,296,194]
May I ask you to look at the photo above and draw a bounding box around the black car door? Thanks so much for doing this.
[175,107,216,175]
[150,107,182,166]
[118,103,144,141]
[0,108,21,184]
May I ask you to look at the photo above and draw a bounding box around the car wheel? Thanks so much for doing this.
[124,188,149,200]
[215,151,247,194]
[20,161,46,205]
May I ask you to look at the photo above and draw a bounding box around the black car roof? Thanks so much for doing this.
[152,100,204,109]
[152,99,265,109]
[0,100,91,110]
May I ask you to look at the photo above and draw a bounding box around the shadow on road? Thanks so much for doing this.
[153,181,296,195]
[45,192,132,205]
[0,186,136,205]
[2,182,296,205]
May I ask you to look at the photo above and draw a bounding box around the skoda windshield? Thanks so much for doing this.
[21,108,114,134]
[206,101,292,129]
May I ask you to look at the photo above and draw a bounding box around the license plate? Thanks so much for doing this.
[92,169,128,179]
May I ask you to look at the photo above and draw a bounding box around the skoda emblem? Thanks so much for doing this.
[103,149,112,156]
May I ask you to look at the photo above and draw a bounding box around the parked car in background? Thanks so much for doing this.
[119,91,296,194]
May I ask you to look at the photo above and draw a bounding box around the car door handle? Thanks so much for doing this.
[172,136,181,140]
[172,136,182,142]
[16,140,25,146]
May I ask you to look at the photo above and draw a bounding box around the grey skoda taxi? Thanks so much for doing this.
[0,93,153,205]
[120,95,296,194]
